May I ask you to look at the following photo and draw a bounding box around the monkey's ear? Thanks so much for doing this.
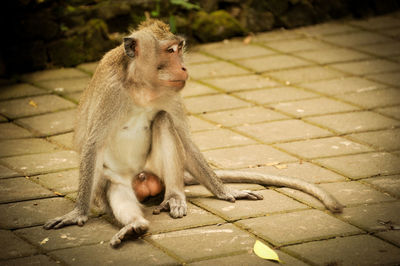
[123,37,137,58]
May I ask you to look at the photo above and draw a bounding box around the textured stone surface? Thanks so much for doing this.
[48,132,74,149]
[36,77,91,94]
[191,190,307,221]
[237,54,311,73]
[0,164,21,179]
[297,48,370,64]
[0,138,60,157]
[0,123,33,139]
[22,68,89,83]
[0,255,59,266]
[348,128,400,151]
[236,209,362,245]
[0,230,38,259]
[0,83,47,100]
[284,235,400,266]
[192,128,255,150]
[184,94,251,114]
[337,88,400,109]
[363,174,400,197]
[204,75,279,92]
[267,66,345,84]
[0,177,54,203]
[188,61,250,79]
[31,169,79,195]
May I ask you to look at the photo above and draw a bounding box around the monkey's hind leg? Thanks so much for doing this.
[107,182,149,247]
[146,111,187,218]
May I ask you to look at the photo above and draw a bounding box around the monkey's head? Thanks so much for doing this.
[123,20,188,103]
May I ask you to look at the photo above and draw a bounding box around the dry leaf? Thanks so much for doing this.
[253,240,281,262]
[54,191,63,196]
[274,164,287,169]
[29,100,38,108]
[40,237,49,245]
[266,161,279,166]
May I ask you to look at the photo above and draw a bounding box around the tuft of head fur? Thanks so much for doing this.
[137,19,173,40]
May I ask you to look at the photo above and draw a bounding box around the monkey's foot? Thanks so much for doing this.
[153,195,187,218]
[43,209,88,229]
[220,189,264,202]
[110,218,149,248]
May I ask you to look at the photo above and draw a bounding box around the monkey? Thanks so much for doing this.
[44,19,343,247]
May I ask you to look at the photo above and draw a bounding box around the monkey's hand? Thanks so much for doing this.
[153,194,187,218]
[43,208,88,229]
[219,189,264,202]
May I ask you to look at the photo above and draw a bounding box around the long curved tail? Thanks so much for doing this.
[184,170,343,213]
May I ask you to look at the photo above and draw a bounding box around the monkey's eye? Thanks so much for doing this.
[157,64,165,70]
[167,48,175,53]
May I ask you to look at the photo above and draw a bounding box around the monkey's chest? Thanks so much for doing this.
[104,111,156,178]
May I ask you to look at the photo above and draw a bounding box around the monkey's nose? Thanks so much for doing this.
[182,66,187,72]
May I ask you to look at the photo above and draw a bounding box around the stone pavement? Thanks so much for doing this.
[1,12,400,266]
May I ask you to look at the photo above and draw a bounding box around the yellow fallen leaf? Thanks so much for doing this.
[40,237,49,245]
[29,100,38,108]
[243,35,252,44]
[54,191,63,196]
[266,161,279,166]
[253,240,281,262]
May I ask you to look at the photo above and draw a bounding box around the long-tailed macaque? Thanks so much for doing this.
[44,19,343,247]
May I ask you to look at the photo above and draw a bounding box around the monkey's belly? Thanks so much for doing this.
[103,110,156,183]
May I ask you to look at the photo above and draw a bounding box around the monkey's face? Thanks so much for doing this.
[155,38,188,91]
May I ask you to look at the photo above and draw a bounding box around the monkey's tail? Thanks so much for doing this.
[184,170,343,213]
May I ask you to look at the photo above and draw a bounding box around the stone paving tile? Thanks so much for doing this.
[267,66,346,84]
[0,150,78,176]
[357,41,400,57]
[36,76,91,94]
[31,169,79,195]
[265,38,335,53]
[201,107,288,127]
[234,86,318,105]
[203,144,297,169]
[376,230,400,247]
[318,31,393,47]
[64,91,82,103]
[188,61,250,79]
[203,74,279,92]
[283,235,400,266]
[49,240,177,265]
[300,76,386,95]
[340,201,400,232]
[48,132,74,149]
[348,128,400,151]
[0,123,33,139]
[367,71,400,87]
[0,83,47,100]
[236,55,311,73]
[181,80,216,98]
[235,120,332,143]
[363,174,400,197]
[16,109,76,136]
[185,51,216,64]
[184,94,251,114]
[76,62,98,74]
[305,111,400,134]
[0,164,21,178]
[22,68,89,83]
[244,162,346,183]
[294,22,357,36]
[0,114,7,122]
[0,177,55,203]
[204,44,275,60]
[191,190,307,221]
[144,202,224,234]
[15,218,118,251]
[330,59,400,76]
[0,229,38,259]
[317,181,395,207]
[0,138,60,157]
[275,187,326,210]
[336,88,400,108]
[188,116,218,132]
[296,48,371,64]
[0,94,75,119]
[0,254,59,266]
[236,209,362,246]
[192,128,256,150]
[147,223,255,263]
[275,136,373,159]
[315,152,400,179]
[253,29,302,42]
[271,97,359,118]
[189,249,308,266]
[374,108,400,122]
[348,15,400,30]
[0,197,74,229]
[184,183,265,198]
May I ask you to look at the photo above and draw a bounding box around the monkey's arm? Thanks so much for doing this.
[181,137,263,202]
[43,141,98,229]
[184,170,343,213]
